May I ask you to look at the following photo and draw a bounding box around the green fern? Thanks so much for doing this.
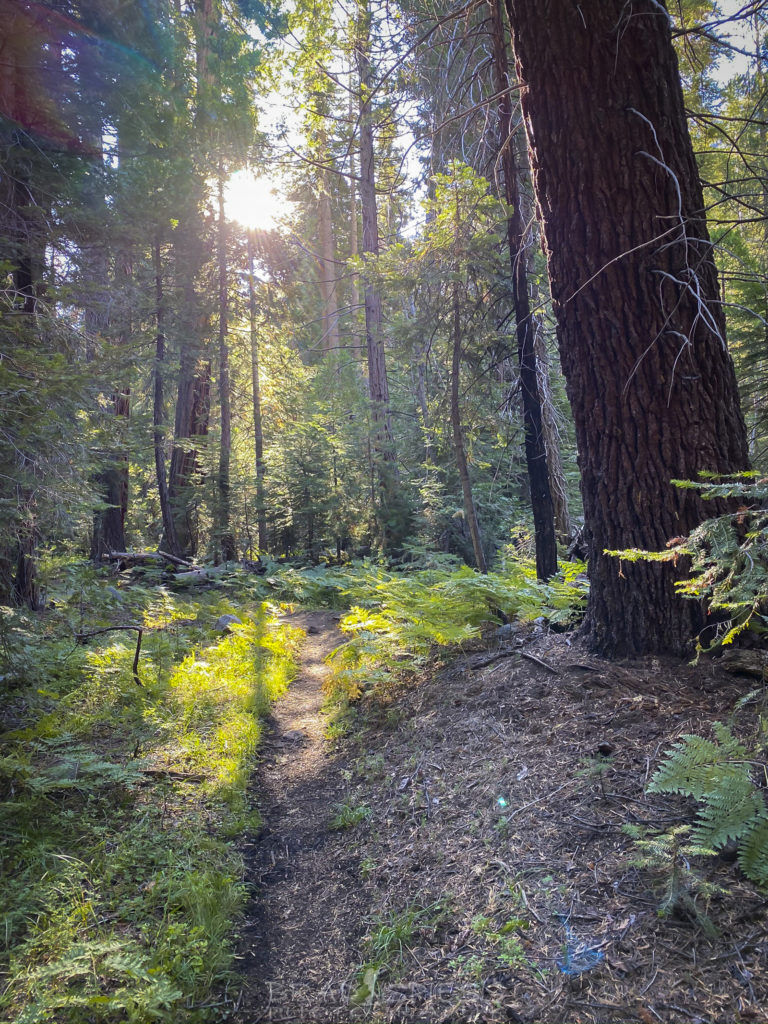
[739,816,768,886]
[645,724,768,886]
[607,473,768,648]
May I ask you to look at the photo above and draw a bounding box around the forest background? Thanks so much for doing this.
[8,2,768,1021]
[5,0,767,626]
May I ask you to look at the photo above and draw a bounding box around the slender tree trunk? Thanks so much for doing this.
[83,93,128,560]
[248,232,268,553]
[533,325,570,540]
[317,151,341,355]
[166,213,210,558]
[451,282,487,573]
[416,346,434,468]
[506,0,750,655]
[153,236,181,557]
[217,172,236,561]
[355,0,398,547]
[490,0,556,580]
[348,79,361,332]
[90,249,129,560]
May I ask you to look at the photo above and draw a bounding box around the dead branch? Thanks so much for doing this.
[75,626,144,687]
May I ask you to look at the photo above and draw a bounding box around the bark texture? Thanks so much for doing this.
[506,0,749,655]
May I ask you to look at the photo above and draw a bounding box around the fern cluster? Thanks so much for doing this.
[634,723,768,892]
[324,559,588,704]
[607,472,768,648]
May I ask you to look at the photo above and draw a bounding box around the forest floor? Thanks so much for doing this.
[232,612,768,1024]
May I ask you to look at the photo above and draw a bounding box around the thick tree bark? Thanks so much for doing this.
[489,0,557,581]
[348,81,361,331]
[451,282,487,573]
[247,232,268,553]
[506,0,750,655]
[217,173,236,561]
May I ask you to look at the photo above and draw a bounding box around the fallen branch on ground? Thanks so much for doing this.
[75,626,144,686]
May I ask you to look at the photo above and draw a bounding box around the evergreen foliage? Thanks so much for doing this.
[608,474,768,648]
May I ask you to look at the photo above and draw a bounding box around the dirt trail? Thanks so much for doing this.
[234,610,365,1022]
[233,616,768,1024]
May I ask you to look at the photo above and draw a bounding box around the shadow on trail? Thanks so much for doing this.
[234,611,368,1023]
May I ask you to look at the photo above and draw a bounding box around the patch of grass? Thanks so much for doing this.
[329,798,372,830]
[466,912,534,972]
[359,856,377,879]
[0,571,300,1023]
[352,898,452,1004]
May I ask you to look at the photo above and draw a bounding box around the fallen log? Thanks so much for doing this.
[172,565,229,586]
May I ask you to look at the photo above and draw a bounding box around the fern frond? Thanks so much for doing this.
[738,815,768,886]
[691,786,764,849]
[648,725,750,802]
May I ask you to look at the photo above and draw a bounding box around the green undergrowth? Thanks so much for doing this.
[321,559,587,727]
[0,564,301,1023]
[605,472,768,650]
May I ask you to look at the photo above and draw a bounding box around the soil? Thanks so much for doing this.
[232,613,768,1024]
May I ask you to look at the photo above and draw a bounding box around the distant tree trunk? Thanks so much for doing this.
[248,232,268,553]
[533,324,570,540]
[166,213,210,558]
[490,0,556,581]
[90,250,129,560]
[217,172,236,561]
[355,1,398,547]
[317,151,341,356]
[153,236,181,557]
[416,344,434,468]
[451,282,487,573]
[506,0,750,655]
[348,81,361,332]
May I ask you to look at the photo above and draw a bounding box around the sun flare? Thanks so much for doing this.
[224,169,290,232]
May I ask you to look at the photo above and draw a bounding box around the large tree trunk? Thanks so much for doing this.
[348,78,361,333]
[489,0,557,581]
[217,172,236,561]
[506,0,749,655]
